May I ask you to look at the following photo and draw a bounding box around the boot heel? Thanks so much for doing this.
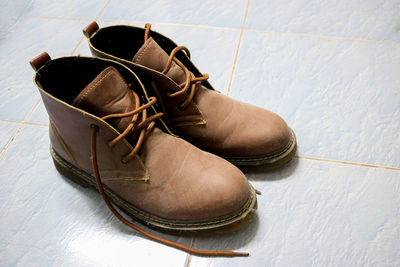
[52,156,90,188]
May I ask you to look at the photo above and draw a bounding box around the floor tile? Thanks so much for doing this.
[0,17,87,122]
[230,31,400,167]
[101,0,247,29]
[0,121,20,152]
[190,159,400,267]
[0,0,31,39]
[0,125,190,267]
[27,101,48,125]
[245,0,400,42]
[25,0,107,19]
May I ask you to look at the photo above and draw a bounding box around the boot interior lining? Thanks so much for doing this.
[90,26,206,80]
[35,57,138,104]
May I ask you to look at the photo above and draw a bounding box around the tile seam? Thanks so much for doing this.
[0,119,22,125]
[95,0,112,20]
[245,28,400,45]
[0,126,397,171]
[0,98,41,160]
[226,0,250,96]
[184,238,196,267]
[0,0,114,161]
[295,156,400,171]
[22,15,400,45]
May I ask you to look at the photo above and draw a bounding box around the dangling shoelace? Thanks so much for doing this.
[144,23,209,110]
[90,89,248,257]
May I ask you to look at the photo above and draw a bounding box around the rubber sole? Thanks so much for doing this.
[224,129,297,168]
[51,147,257,236]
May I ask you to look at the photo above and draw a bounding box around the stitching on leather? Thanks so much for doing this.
[50,120,80,168]
[94,48,206,124]
[225,131,296,163]
[133,39,152,64]
[101,176,148,181]
[74,69,114,106]
[51,147,255,228]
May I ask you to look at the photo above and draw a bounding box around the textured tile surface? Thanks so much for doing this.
[246,0,400,42]
[230,31,400,168]
[0,17,87,122]
[0,0,31,39]
[25,0,107,19]
[27,101,49,125]
[0,125,190,267]
[1,0,400,266]
[190,159,400,266]
[0,121,20,152]
[102,0,247,28]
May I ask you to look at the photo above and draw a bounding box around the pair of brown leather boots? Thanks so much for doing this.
[30,22,297,257]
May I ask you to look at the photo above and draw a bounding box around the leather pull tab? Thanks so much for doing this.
[83,21,99,38]
[29,52,51,71]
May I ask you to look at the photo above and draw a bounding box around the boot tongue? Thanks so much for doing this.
[132,37,186,84]
[72,66,135,133]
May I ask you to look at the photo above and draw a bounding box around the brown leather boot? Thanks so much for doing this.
[83,22,297,168]
[30,53,257,257]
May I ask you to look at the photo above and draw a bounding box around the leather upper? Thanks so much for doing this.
[88,27,293,158]
[35,57,252,221]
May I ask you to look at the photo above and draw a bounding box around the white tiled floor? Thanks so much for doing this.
[1,1,399,266]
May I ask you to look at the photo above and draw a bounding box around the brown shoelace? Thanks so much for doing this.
[144,23,209,110]
[90,91,248,257]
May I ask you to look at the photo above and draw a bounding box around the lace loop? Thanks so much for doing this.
[162,46,209,109]
[101,89,162,162]
[89,82,249,256]
[144,24,209,110]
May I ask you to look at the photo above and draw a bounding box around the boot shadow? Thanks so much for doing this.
[194,213,260,252]
[238,156,300,181]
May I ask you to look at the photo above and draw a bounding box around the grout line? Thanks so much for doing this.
[0,126,25,160]
[0,119,22,125]
[99,18,241,32]
[0,1,112,161]
[23,121,49,127]
[71,0,112,55]
[245,28,400,45]
[22,13,400,46]
[296,156,400,171]
[0,99,41,160]
[70,37,85,55]
[226,0,250,96]
[24,15,91,21]
[95,0,112,20]
[0,118,48,128]
[0,113,398,171]
[184,238,196,267]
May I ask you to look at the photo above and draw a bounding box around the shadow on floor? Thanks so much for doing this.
[242,156,300,181]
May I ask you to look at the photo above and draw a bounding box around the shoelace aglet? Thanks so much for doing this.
[255,189,262,195]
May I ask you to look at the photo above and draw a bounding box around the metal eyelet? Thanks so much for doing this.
[120,156,129,164]
[177,104,186,111]
[107,140,114,148]
[90,124,99,131]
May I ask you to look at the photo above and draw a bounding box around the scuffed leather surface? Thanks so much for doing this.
[177,86,291,156]
[135,128,250,220]
[1,0,400,266]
